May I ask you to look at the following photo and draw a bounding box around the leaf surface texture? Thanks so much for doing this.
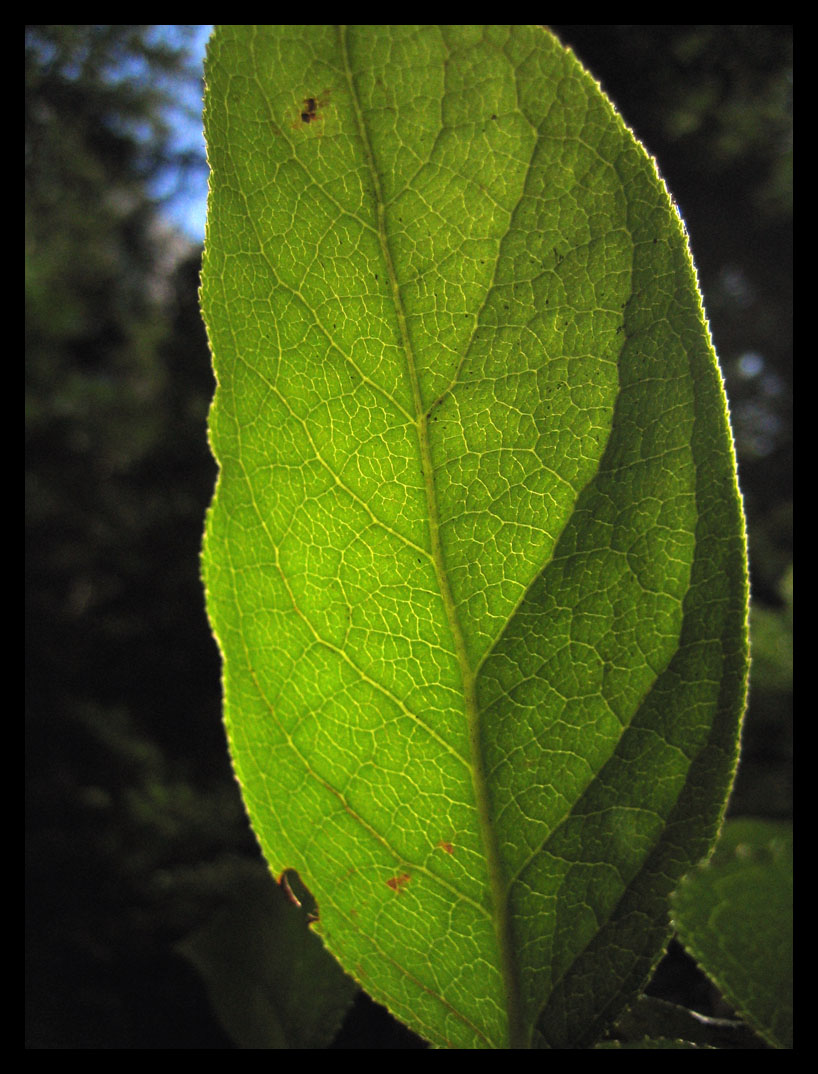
[671,819,793,1049]
[202,25,748,1048]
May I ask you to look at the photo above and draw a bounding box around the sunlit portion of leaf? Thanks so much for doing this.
[201,25,748,1048]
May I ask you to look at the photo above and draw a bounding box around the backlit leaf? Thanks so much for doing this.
[201,25,748,1048]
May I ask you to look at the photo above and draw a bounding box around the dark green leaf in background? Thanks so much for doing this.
[610,995,766,1050]
[201,25,748,1048]
[671,818,793,1049]
[177,860,357,1048]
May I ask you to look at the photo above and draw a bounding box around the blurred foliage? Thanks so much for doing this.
[26,27,213,745]
[26,25,791,1048]
[26,25,253,1048]
[177,860,357,1048]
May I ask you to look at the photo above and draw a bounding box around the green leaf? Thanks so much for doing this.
[671,819,793,1049]
[201,25,748,1048]
[611,996,766,1050]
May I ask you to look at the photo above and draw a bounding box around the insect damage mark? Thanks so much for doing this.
[279,868,320,923]
[386,873,411,893]
[295,89,330,127]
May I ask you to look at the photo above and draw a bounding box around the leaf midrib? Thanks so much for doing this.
[339,25,526,1049]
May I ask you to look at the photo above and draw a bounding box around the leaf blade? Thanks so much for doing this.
[202,25,748,1048]
[671,819,793,1049]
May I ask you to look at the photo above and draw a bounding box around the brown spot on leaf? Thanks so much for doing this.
[437,841,454,854]
[280,870,301,908]
[279,868,320,923]
[294,90,330,128]
[386,873,411,893]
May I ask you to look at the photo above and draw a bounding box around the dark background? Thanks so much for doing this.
[26,25,792,1049]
